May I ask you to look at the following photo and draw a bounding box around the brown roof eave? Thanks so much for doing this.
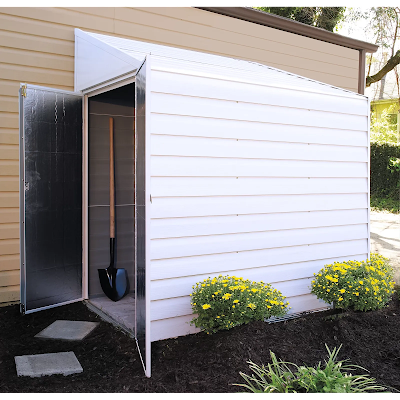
[197,7,378,53]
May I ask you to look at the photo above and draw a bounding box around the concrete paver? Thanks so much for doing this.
[15,352,83,377]
[35,320,99,341]
[370,211,400,284]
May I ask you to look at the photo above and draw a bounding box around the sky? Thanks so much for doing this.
[337,8,373,43]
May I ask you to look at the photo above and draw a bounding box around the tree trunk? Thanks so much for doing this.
[366,50,400,87]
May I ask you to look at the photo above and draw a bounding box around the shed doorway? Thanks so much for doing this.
[19,76,148,374]
[86,83,136,334]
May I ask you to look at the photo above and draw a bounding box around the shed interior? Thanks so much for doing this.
[86,83,136,333]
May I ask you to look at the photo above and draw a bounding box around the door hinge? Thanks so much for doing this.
[21,84,27,98]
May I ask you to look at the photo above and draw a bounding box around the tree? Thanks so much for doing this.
[363,7,400,87]
[254,7,345,32]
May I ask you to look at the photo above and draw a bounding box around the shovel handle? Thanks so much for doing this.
[109,117,115,239]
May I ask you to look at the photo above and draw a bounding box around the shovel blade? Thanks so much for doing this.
[98,268,130,302]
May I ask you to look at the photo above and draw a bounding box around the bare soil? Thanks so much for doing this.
[1,296,400,393]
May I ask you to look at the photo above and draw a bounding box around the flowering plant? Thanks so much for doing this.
[190,275,289,334]
[311,253,395,311]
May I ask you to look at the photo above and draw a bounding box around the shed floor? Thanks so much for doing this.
[88,293,135,334]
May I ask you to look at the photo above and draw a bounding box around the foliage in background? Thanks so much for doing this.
[254,7,345,32]
[190,275,289,334]
[311,253,395,311]
[370,195,400,213]
[370,141,400,200]
[236,344,387,393]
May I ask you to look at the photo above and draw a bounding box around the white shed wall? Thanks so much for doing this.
[147,58,369,342]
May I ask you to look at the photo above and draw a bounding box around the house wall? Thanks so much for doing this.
[372,100,397,118]
[371,100,400,134]
[0,7,360,304]
[148,58,370,342]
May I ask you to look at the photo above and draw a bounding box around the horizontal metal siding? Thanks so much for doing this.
[151,194,368,219]
[148,67,369,341]
[151,114,368,146]
[150,253,368,301]
[151,177,368,197]
[151,136,368,162]
[152,157,368,178]
[150,70,365,114]
[151,275,329,321]
[151,94,367,131]
[153,239,369,280]
[151,209,368,239]
[150,294,334,342]
[151,225,368,260]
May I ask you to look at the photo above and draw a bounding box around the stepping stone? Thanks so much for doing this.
[15,352,83,377]
[35,320,99,341]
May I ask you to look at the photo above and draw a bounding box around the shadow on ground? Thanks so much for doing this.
[370,211,400,283]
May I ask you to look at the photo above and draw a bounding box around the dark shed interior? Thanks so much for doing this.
[87,83,136,332]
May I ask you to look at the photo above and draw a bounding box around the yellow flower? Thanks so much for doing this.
[247,303,256,310]
[365,288,369,292]
[222,293,232,300]
[338,297,343,301]
[339,289,345,294]
[202,304,211,310]
[359,280,363,285]
[233,299,239,304]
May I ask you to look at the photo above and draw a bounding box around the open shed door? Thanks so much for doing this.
[135,58,150,377]
[20,84,83,314]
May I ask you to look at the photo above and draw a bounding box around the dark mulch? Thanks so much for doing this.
[1,296,400,393]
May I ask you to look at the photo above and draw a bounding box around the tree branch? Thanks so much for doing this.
[366,49,400,87]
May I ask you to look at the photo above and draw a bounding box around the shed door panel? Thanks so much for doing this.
[135,59,149,376]
[20,85,83,314]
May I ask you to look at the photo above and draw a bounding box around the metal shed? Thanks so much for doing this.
[19,28,370,377]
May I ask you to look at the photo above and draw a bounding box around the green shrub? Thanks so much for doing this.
[370,195,400,214]
[311,253,395,311]
[190,275,289,334]
[236,344,387,393]
[370,141,400,200]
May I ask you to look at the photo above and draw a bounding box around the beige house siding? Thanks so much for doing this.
[0,7,360,304]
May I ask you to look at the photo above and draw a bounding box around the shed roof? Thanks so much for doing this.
[75,29,365,100]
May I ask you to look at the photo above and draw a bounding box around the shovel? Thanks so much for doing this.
[98,117,130,302]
